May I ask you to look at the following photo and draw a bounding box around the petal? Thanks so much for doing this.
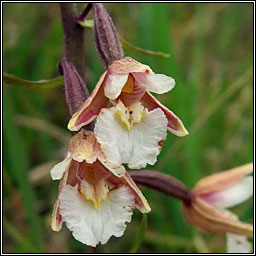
[123,172,151,213]
[69,130,101,163]
[50,157,72,180]
[104,72,129,100]
[95,106,168,169]
[68,71,109,131]
[141,91,189,137]
[59,184,134,247]
[92,160,151,213]
[133,73,175,94]
[226,233,251,253]
[183,197,253,237]
[118,80,146,106]
[109,56,151,74]
[200,176,253,209]
[194,163,253,196]
[98,155,126,177]
[51,169,69,231]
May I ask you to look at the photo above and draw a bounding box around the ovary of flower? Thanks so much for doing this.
[68,57,188,138]
[50,130,151,247]
[183,163,253,253]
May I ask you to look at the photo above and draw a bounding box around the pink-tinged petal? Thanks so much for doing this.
[51,169,69,231]
[193,163,253,196]
[104,72,129,100]
[118,80,146,106]
[133,72,175,94]
[226,233,251,253]
[141,91,189,137]
[123,172,151,213]
[200,176,253,209]
[109,56,152,74]
[183,197,253,237]
[68,71,109,132]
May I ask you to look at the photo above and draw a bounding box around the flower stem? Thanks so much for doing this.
[130,170,194,206]
[59,3,87,84]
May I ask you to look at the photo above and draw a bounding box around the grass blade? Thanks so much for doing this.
[129,214,147,253]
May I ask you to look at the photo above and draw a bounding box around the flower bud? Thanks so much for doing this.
[58,58,89,116]
[93,3,124,68]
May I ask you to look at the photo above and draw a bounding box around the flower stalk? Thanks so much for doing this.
[130,170,194,205]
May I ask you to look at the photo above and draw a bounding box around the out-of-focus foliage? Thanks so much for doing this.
[3,3,253,253]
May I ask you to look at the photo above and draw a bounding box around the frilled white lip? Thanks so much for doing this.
[59,184,135,247]
[94,101,168,169]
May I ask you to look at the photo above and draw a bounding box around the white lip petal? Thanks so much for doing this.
[133,73,175,94]
[226,233,251,253]
[59,185,134,247]
[104,72,129,100]
[50,157,72,180]
[201,176,253,209]
[95,106,168,169]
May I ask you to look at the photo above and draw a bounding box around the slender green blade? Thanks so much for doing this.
[129,214,147,253]
[3,73,64,89]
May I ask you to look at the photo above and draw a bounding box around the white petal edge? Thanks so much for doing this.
[104,73,129,100]
[133,73,175,94]
[207,176,253,209]
[98,154,126,177]
[59,184,135,247]
[95,107,168,169]
[50,157,72,180]
[226,233,251,253]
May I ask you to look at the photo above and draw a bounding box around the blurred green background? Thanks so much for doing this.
[3,3,253,253]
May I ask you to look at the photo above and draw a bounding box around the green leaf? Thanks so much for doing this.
[129,214,147,253]
[3,72,64,89]
[120,38,170,58]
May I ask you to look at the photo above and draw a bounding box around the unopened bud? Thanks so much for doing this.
[93,3,124,68]
[59,58,89,116]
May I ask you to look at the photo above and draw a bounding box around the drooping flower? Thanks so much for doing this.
[50,130,150,247]
[68,57,188,168]
[183,163,253,253]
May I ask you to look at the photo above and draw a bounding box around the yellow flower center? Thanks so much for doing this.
[115,100,145,131]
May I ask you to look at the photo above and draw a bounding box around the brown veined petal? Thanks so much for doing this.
[183,197,253,237]
[141,91,189,137]
[68,71,109,131]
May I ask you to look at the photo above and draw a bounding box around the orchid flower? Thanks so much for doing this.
[50,130,150,247]
[183,163,253,253]
[68,57,188,169]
